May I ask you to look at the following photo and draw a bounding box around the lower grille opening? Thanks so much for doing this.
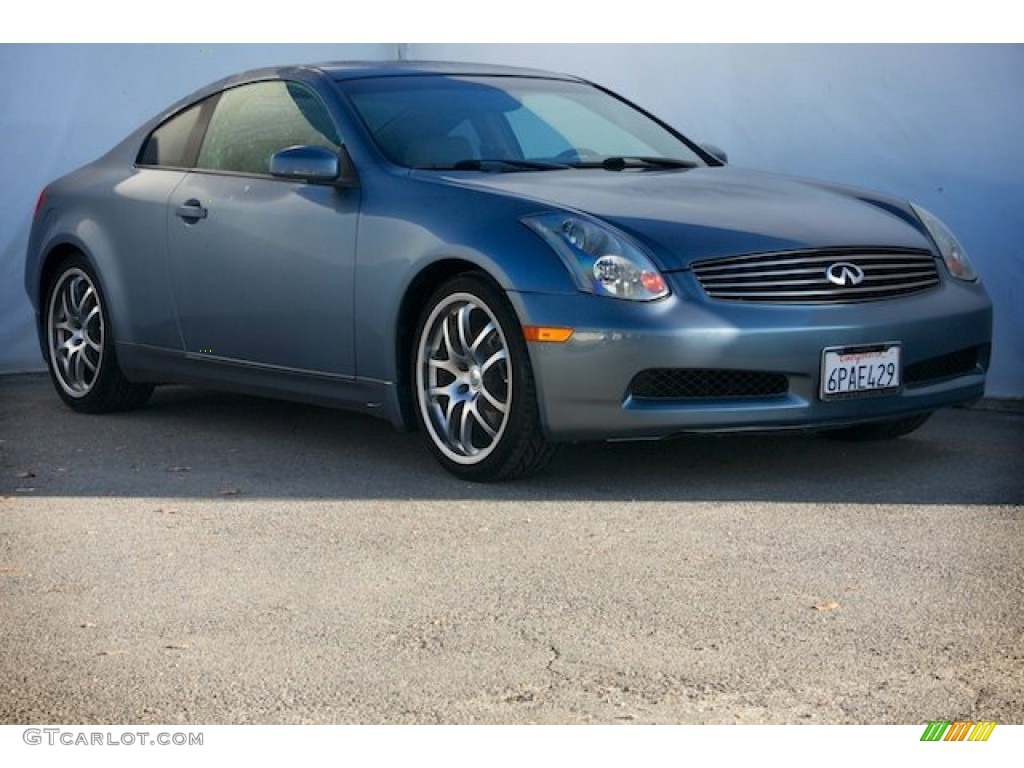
[629,369,789,401]
[904,346,986,386]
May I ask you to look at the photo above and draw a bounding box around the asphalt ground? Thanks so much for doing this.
[1,373,1021,724]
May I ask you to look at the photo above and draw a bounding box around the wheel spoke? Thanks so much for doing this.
[429,356,462,379]
[456,304,474,357]
[440,314,458,361]
[67,278,81,312]
[480,348,507,375]
[78,285,96,314]
[443,399,462,446]
[71,346,87,385]
[81,351,98,374]
[479,383,508,414]
[56,345,71,373]
[60,291,72,322]
[446,389,464,425]
[458,400,476,453]
[68,278,86,313]
[429,383,458,401]
[470,320,496,356]
[84,304,101,327]
[469,402,497,439]
[85,313,103,350]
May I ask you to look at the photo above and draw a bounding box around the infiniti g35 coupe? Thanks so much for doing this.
[25,61,993,480]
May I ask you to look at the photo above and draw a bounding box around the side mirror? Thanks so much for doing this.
[700,143,728,165]
[270,145,358,187]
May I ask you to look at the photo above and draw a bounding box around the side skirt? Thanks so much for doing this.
[116,343,409,429]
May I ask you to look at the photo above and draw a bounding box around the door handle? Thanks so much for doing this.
[176,199,208,222]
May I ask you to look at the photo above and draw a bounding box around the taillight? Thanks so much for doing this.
[33,187,48,219]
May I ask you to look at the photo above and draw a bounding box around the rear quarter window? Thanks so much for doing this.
[136,102,205,169]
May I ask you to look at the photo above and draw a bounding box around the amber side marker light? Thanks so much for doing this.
[523,326,574,343]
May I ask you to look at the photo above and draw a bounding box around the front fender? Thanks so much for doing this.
[353,172,580,384]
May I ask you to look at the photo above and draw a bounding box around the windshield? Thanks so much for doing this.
[340,75,707,170]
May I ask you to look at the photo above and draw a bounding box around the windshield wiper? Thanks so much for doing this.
[570,156,698,171]
[446,158,571,172]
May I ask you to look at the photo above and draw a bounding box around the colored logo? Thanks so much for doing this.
[920,720,996,741]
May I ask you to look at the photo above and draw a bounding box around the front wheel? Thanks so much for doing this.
[412,275,557,481]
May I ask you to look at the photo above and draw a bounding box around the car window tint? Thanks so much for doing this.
[347,78,521,166]
[504,104,574,158]
[137,102,204,168]
[448,119,483,159]
[196,81,341,175]
[512,93,660,158]
[345,76,703,168]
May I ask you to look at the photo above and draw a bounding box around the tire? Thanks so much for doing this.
[822,412,932,441]
[44,255,153,413]
[412,274,558,481]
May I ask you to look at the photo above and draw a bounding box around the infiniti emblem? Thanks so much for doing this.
[825,262,866,287]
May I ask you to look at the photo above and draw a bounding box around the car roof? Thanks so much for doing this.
[313,60,584,82]
[213,60,585,87]
[174,61,585,109]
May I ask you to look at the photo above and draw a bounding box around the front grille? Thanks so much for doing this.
[629,369,789,400]
[691,248,940,304]
[904,346,983,386]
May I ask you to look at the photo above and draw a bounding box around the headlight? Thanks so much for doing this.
[911,203,978,282]
[522,212,670,301]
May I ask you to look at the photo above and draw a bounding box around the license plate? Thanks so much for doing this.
[820,343,901,400]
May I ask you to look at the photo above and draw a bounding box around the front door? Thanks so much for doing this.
[166,79,358,376]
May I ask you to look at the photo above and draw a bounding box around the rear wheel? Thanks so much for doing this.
[44,256,153,413]
[413,274,557,481]
[822,412,932,441]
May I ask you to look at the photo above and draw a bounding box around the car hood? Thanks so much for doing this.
[447,167,933,271]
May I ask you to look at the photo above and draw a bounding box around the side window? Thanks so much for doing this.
[137,102,205,168]
[196,81,341,176]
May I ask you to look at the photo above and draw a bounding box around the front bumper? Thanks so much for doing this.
[510,273,992,441]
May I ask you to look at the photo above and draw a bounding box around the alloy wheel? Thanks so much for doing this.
[416,292,512,465]
[48,267,105,398]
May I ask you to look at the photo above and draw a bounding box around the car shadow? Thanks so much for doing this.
[2,375,1022,505]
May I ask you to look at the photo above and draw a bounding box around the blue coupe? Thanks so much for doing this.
[26,61,993,480]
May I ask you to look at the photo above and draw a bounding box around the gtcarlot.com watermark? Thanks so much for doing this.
[23,728,203,747]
